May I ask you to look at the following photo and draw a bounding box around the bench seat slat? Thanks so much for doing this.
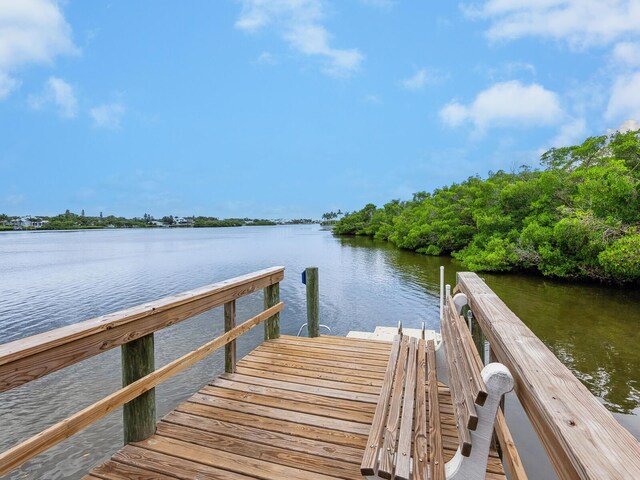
[378,336,410,479]
[427,339,445,480]
[395,338,418,480]
[413,338,428,480]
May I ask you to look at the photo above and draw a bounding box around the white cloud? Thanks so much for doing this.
[364,94,381,104]
[466,0,640,48]
[0,0,77,98]
[440,102,468,126]
[0,72,18,98]
[90,103,125,129]
[401,68,447,91]
[613,42,640,67]
[550,117,587,147]
[616,119,640,132]
[440,80,564,132]
[255,51,277,65]
[235,0,363,77]
[29,76,77,117]
[606,72,640,121]
[401,68,428,91]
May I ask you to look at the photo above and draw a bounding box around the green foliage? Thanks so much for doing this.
[334,129,640,284]
[598,232,640,281]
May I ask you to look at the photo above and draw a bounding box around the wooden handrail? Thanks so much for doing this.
[451,295,527,480]
[0,302,284,476]
[457,272,640,480]
[0,266,284,392]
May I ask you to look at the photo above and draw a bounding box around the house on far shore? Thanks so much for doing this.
[8,217,49,230]
[174,217,194,226]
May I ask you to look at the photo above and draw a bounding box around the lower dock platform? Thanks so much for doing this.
[85,335,505,480]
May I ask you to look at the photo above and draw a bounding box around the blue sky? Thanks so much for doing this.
[1,1,639,219]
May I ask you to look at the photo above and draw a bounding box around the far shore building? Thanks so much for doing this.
[8,217,49,229]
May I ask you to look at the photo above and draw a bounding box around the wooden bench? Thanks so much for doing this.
[360,293,514,480]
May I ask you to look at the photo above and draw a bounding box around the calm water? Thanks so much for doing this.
[0,226,638,479]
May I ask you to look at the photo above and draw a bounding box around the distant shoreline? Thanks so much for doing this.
[0,223,322,234]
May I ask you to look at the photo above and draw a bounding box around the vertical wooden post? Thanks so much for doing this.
[470,311,487,366]
[264,282,280,340]
[306,267,319,338]
[224,300,236,373]
[121,333,156,444]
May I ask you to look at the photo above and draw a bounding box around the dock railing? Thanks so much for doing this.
[455,272,640,480]
[0,266,285,477]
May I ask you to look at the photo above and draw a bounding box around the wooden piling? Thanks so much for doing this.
[224,300,236,373]
[121,333,156,443]
[264,283,280,340]
[305,267,319,338]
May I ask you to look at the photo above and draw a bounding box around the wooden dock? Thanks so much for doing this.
[86,335,505,480]
[1,266,639,479]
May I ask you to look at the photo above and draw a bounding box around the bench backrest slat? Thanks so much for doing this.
[447,296,488,405]
[360,335,402,476]
[441,304,475,455]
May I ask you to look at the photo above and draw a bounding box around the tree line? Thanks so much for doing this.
[0,211,317,230]
[334,130,640,284]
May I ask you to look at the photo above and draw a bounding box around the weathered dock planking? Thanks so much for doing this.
[1,266,638,479]
[85,335,507,480]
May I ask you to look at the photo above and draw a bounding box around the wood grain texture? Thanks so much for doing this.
[305,267,320,338]
[378,336,410,479]
[413,338,428,480]
[263,283,281,340]
[427,339,445,480]
[209,377,374,415]
[89,459,176,480]
[441,303,474,454]
[0,266,284,392]
[255,343,390,366]
[121,333,156,444]
[85,335,505,480]
[447,296,488,406]
[136,435,341,480]
[111,446,254,479]
[395,337,417,480]
[458,272,640,480]
[155,421,361,479]
[455,298,528,480]
[224,300,236,374]
[360,335,402,476]
[0,302,283,477]
[161,411,364,464]
[239,354,385,380]
[219,372,379,403]
[247,348,388,374]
